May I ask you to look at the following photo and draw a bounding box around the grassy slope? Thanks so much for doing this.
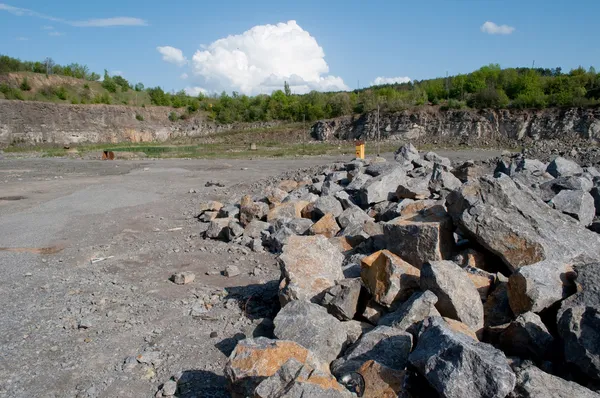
[0,72,152,106]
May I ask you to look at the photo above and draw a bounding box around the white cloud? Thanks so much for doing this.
[0,3,147,27]
[180,73,188,79]
[111,70,124,76]
[41,25,53,30]
[184,86,208,96]
[157,46,187,66]
[371,76,411,86]
[480,21,515,35]
[48,31,65,36]
[16,36,28,41]
[188,20,348,95]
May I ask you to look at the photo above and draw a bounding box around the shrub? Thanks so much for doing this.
[0,84,24,100]
[55,86,68,100]
[20,77,31,91]
[467,87,509,108]
[71,98,79,104]
[168,111,178,122]
[93,93,111,104]
[83,83,90,90]
[136,113,144,121]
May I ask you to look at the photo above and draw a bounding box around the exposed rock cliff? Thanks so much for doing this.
[0,100,278,147]
[311,107,600,145]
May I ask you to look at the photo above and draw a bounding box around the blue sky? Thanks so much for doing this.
[1,0,599,95]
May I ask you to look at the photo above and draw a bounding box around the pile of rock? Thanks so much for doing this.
[198,143,600,397]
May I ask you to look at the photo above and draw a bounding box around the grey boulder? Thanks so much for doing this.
[313,196,343,218]
[420,260,484,332]
[409,317,516,398]
[320,278,362,321]
[546,156,583,178]
[330,325,412,377]
[274,301,347,364]
[510,362,600,398]
[358,167,407,205]
[550,189,595,226]
[378,290,441,335]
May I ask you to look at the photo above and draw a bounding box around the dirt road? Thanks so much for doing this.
[0,150,501,398]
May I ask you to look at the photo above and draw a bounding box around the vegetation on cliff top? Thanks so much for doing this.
[1,54,599,124]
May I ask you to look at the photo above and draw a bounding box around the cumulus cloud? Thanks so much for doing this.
[185,20,348,95]
[180,73,188,79]
[184,86,208,96]
[0,3,147,27]
[16,36,28,41]
[157,46,187,66]
[480,21,515,35]
[371,76,411,86]
[48,31,65,36]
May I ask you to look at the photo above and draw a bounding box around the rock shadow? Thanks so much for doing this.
[173,369,230,398]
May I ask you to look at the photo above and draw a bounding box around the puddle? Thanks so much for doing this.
[0,245,65,254]
[0,196,26,201]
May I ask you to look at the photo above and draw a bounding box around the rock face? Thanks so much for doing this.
[557,263,600,381]
[330,325,412,376]
[224,337,327,398]
[273,301,347,364]
[447,174,600,273]
[420,261,485,332]
[360,250,420,307]
[309,107,600,144]
[510,362,600,398]
[409,317,516,398]
[278,235,344,305]
[383,205,455,268]
[254,358,352,398]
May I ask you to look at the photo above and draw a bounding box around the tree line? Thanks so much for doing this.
[1,54,599,124]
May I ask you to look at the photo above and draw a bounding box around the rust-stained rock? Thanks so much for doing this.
[464,266,495,301]
[199,200,223,213]
[308,213,341,238]
[254,358,352,398]
[278,235,344,305]
[267,201,309,223]
[443,317,478,340]
[328,236,354,253]
[362,298,387,324]
[278,180,299,193]
[200,210,219,222]
[357,360,406,398]
[264,186,288,206]
[240,195,269,226]
[361,250,420,307]
[383,205,455,268]
[224,337,327,398]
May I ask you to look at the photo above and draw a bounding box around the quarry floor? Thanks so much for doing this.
[0,150,501,398]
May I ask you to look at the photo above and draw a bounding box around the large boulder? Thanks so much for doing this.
[540,176,594,202]
[273,301,347,364]
[396,177,431,200]
[546,156,583,178]
[446,174,600,273]
[244,220,272,239]
[278,235,344,305]
[239,195,269,226]
[330,325,412,376]
[550,190,595,226]
[383,205,455,268]
[360,250,420,307]
[424,151,452,168]
[429,162,462,194]
[337,206,372,229]
[346,173,372,191]
[378,290,441,335]
[557,262,600,381]
[420,260,485,332]
[313,196,344,218]
[320,278,362,321]
[510,362,600,398]
[394,143,419,167]
[267,201,309,223]
[498,312,554,361]
[356,360,406,398]
[358,167,407,205]
[224,337,327,398]
[254,358,352,398]
[308,213,340,238]
[409,317,516,398]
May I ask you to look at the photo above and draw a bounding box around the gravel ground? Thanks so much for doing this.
[0,150,502,398]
